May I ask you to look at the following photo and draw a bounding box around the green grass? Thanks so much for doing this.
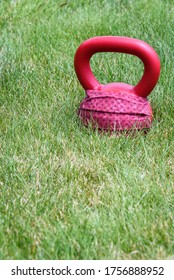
[0,0,174,260]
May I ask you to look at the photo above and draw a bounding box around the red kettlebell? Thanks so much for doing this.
[74,36,160,132]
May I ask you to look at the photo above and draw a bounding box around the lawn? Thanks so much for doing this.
[0,0,174,259]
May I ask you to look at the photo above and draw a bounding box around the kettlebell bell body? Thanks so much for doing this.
[74,36,160,132]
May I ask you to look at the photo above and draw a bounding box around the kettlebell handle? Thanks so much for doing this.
[74,36,160,98]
